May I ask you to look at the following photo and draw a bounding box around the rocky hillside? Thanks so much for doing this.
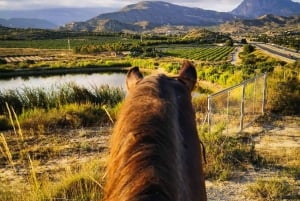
[231,0,300,18]
[218,14,300,34]
[61,1,237,32]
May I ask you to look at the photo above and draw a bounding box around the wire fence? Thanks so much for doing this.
[207,73,267,134]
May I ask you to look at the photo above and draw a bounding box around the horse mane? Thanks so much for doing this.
[104,61,207,201]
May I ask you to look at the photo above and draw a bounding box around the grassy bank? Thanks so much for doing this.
[0,83,125,130]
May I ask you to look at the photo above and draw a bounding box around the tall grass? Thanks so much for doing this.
[0,83,125,115]
[0,83,125,130]
[247,177,296,201]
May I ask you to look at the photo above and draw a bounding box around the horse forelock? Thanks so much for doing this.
[104,74,195,201]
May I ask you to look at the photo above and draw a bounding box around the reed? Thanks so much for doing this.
[0,83,125,115]
[0,133,15,171]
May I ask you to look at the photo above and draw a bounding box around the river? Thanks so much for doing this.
[0,72,126,92]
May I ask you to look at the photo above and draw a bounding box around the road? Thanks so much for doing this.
[251,42,300,63]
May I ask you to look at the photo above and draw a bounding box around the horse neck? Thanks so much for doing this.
[104,86,187,201]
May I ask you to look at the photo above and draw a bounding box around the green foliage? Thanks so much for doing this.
[165,46,235,61]
[0,84,125,130]
[162,62,181,74]
[267,74,300,115]
[225,39,233,47]
[243,44,255,54]
[257,32,300,51]
[130,58,156,69]
[0,83,125,115]
[197,62,237,86]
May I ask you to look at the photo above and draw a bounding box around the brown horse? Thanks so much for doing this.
[103,61,207,201]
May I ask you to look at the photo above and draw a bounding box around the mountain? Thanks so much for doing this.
[0,18,57,29]
[218,14,300,34]
[231,0,300,18]
[61,1,237,32]
[0,7,115,27]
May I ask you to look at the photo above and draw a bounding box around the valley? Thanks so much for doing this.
[0,0,299,200]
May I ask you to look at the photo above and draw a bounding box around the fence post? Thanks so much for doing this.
[262,73,267,115]
[253,77,257,115]
[240,83,246,132]
[226,90,230,135]
[207,95,211,134]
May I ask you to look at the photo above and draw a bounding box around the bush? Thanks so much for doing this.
[243,44,255,54]
[199,126,262,181]
[247,178,295,200]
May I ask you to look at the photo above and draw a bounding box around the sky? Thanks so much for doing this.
[1,0,299,12]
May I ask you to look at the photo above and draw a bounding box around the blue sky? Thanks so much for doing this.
[1,0,299,12]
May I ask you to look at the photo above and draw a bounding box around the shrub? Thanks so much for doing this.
[199,126,262,181]
[267,75,300,115]
[243,44,255,54]
[247,177,295,200]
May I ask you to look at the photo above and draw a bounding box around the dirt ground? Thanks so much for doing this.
[0,115,299,200]
[206,115,300,200]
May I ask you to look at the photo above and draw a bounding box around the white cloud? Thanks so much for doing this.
[0,0,239,10]
[0,0,300,11]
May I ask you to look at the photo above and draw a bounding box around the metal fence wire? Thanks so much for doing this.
[207,73,267,134]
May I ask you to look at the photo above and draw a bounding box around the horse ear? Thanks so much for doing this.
[126,66,143,91]
[178,60,197,91]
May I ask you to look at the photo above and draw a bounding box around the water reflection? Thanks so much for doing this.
[0,73,126,91]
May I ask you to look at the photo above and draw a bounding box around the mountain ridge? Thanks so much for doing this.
[219,14,300,34]
[0,18,57,29]
[61,1,237,32]
[231,0,300,18]
[1,0,300,31]
[0,7,115,27]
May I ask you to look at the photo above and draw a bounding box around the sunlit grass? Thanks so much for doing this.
[0,103,108,201]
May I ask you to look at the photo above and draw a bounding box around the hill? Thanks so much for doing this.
[0,7,115,27]
[0,18,57,29]
[61,1,237,32]
[218,14,300,34]
[231,0,300,18]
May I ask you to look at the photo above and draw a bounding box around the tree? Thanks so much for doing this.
[225,39,233,47]
[243,44,255,54]
[240,38,247,44]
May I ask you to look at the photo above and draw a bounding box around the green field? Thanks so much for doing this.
[164,46,235,61]
[0,37,137,49]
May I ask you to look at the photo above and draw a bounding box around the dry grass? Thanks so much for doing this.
[0,105,110,201]
[247,177,296,201]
